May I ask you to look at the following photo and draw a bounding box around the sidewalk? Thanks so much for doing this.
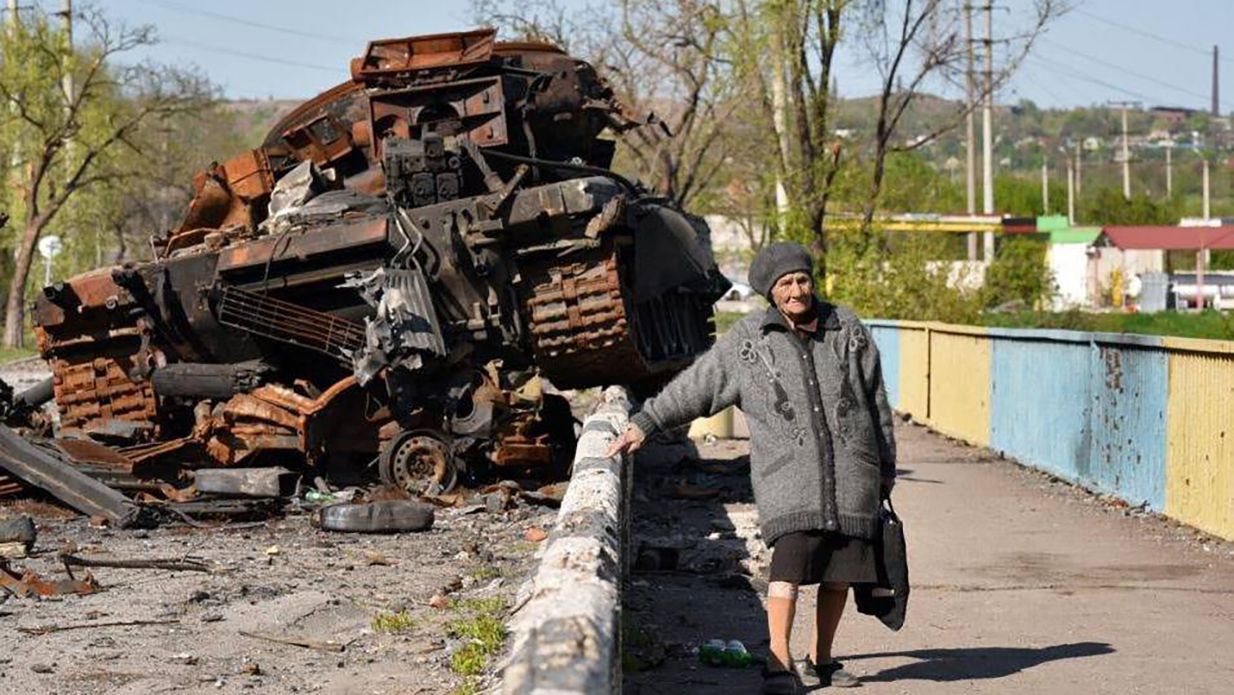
[624,420,1234,694]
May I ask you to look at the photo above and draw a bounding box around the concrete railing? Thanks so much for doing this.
[503,386,631,694]
[867,320,1234,541]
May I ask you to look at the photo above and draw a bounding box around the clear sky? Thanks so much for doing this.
[58,0,1234,113]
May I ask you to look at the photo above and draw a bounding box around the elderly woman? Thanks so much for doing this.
[608,242,897,693]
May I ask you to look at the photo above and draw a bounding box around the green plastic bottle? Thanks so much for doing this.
[699,639,726,666]
[723,640,752,668]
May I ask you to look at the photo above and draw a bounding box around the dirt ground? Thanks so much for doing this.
[624,419,1234,694]
[0,496,556,694]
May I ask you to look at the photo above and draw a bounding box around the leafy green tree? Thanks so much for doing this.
[874,152,966,214]
[1079,186,1179,225]
[828,231,980,322]
[981,235,1054,309]
[0,7,213,347]
[474,0,739,208]
[994,175,1066,217]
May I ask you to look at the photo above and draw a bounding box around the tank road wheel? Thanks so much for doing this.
[379,431,458,496]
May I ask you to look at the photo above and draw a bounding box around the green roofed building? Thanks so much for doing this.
[1038,216,1102,309]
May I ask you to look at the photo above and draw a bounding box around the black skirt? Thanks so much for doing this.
[768,531,877,585]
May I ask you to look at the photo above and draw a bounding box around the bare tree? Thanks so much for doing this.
[475,0,741,208]
[729,0,1062,275]
[0,6,213,347]
[861,0,1059,231]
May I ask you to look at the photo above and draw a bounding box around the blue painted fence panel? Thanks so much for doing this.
[990,338,1092,480]
[1085,344,1168,510]
[869,324,901,410]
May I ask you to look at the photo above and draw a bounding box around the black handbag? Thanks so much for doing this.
[854,493,909,631]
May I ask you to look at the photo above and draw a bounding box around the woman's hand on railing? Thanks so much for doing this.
[605,422,646,459]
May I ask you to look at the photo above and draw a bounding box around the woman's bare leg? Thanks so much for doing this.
[810,582,849,664]
[766,581,799,671]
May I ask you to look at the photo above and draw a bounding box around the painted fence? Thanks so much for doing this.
[867,321,1234,541]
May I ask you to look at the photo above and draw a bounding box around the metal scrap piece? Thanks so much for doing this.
[0,425,149,528]
[343,266,446,385]
[0,562,100,599]
[267,160,336,223]
[60,552,210,573]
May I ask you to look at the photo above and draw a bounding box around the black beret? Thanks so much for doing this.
[748,242,813,297]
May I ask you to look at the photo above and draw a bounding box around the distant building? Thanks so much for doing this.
[1147,129,1174,146]
[1091,225,1234,307]
[1150,106,1196,127]
[1037,216,1101,309]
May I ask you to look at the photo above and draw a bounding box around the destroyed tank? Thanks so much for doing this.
[22,30,728,498]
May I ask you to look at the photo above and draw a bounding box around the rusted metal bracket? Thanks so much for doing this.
[0,425,149,528]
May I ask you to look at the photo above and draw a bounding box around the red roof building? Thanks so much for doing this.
[1097,226,1234,250]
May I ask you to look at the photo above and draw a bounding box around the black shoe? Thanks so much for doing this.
[803,659,860,688]
[762,665,802,695]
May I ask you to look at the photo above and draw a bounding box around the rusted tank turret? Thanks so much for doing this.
[27,29,727,496]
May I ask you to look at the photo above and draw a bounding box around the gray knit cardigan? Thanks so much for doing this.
[631,301,896,545]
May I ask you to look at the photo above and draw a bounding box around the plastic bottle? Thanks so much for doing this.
[723,640,752,668]
[698,639,727,666]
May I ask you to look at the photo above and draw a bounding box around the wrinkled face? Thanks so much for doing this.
[770,271,814,320]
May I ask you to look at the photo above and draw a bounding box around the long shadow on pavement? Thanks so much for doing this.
[847,641,1115,682]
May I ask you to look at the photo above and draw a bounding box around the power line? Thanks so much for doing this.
[1037,37,1232,112]
[1039,37,1204,100]
[1018,69,1070,105]
[134,0,364,46]
[1029,54,1156,103]
[164,35,342,74]
[1072,7,1233,65]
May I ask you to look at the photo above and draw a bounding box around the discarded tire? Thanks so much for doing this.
[318,500,435,534]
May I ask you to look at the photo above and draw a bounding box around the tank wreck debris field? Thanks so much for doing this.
[0,28,726,523]
[0,29,726,692]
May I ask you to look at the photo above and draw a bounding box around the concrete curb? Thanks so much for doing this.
[502,386,631,694]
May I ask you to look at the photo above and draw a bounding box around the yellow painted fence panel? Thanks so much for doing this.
[897,325,931,421]
[1165,339,1234,540]
[926,327,991,447]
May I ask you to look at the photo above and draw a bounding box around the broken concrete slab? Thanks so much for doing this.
[195,467,297,498]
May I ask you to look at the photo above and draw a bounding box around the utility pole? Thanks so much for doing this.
[1041,161,1049,214]
[981,1,995,261]
[770,24,791,231]
[1203,158,1211,220]
[1108,100,1139,199]
[964,1,978,260]
[1165,141,1173,197]
[6,0,22,175]
[1066,158,1075,225]
[1120,105,1131,199]
[1213,45,1220,117]
[1198,157,1210,310]
[1075,141,1082,196]
[59,1,72,104]
[1076,140,1085,197]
